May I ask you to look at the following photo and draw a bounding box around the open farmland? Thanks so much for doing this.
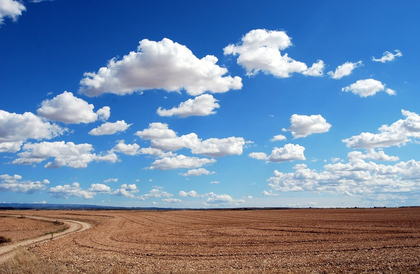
[1,208,420,273]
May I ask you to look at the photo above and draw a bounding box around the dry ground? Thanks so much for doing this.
[1,208,420,273]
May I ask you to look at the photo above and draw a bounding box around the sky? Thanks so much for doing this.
[1,0,420,208]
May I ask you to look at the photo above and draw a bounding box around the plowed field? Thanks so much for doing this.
[1,208,420,273]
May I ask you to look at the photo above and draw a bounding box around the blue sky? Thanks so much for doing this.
[1,0,420,208]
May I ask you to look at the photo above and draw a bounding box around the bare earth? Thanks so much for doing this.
[1,208,419,273]
[0,214,91,263]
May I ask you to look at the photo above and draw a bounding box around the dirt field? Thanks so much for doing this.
[0,215,68,244]
[1,208,420,273]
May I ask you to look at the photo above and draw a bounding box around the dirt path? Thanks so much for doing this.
[0,215,91,263]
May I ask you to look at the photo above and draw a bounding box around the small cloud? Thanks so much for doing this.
[327,61,362,79]
[372,50,402,63]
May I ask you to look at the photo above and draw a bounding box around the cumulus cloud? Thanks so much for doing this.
[327,61,362,79]
[284,114,332,138]
[162,198,182,203]
[112,183,139,198]
[0,174,49,194]
[192,137,245,157]
[89,120,131,136]
[11,141,117,168]
[249,144,306,163]
[224,29,323,78]
[266,150,420,203]
[104,178,118,183]
[179,168,215,176]
[179,190,244,206]
[0,110,65,153]
[138,188,173,200]
[203,192,245,207]
[136,122,247,157]
[343,109,420,149]
[88,183,111,193]
[135,122,177,140]
[79,38,242,97]
[37,91,110,124]
[342,79,396,97]
[149,154,216,170]
[49,182,94,199]
[112,140,140,155]
[270,134,286,142]
[0,0,25,26]
[157,94,220,118]
[372,50,402,63]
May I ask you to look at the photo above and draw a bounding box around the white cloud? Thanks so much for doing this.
[327,61,362,79]
[179,190,244,206]
[157,94,220,118]
[149,154,216,170]
[112,183,139,198]
[372,50,402,63]
[343,109,420,149]
[192,137,245,157]
[179,168,215,176]
[270,134,286,142]
[267,144,306,162]
[342,79,396,97]
[104,178,118,183]
[37,91,110,124]
[203,192,245,207]
[284,114,332,138]
[0,174,49,194]
[0,0,25,26]
[179,190,201,197]
[89,120,132,136]
[224,29,322,78]
[11,141,116,168]
[135,122,177,140]
[249,144,306,163]
[79,38,242,97]
[210,181,220,184]
[112,140,140,155]
[302,60,325,77]
[249,152,268,160]
[162,198,182,203]
[48,182,94,199]
[0,110,65,153]
[136,123,247,157]
[138,188,173,200]
[266,150,420,203]
[262,190,279,196]
[88,183,111,193]
[151,133,200,151]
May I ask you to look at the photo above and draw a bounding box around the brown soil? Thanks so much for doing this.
[1,208,420,273]
[0,215,68,244]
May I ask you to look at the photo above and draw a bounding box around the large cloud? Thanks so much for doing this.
[37,91,110,124]
[49,182,95,199]
[343,109,420,149]
[89,120,131,136]
[250,144,306,163]
[224,29,324,78]
[179,190,244,206]
[191,137,245,157]
[11,141,117,168]
[266,150,420,204]
[157,94,220,118]
[327,61,362,79]
[372,50,402,63]
[135,122,246,157]
[284,114,331,138]
[342,79,396,97]
[0,110,65,153]
[79,38,242,97]
[0,0,25,26]
[0,174,49,194]
[149,155,216,170]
